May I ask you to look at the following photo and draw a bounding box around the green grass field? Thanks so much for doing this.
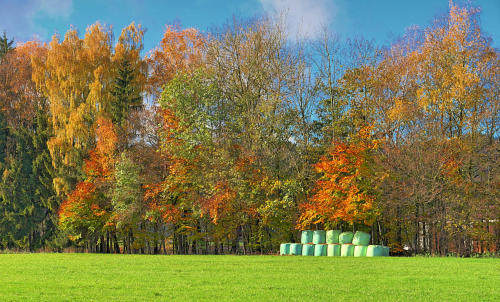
[0,254,499,301]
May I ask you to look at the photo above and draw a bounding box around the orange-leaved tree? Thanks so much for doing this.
[146,24,204,97]
[58,117,118,249]
[32,23,114,197]
[298,126,380,229]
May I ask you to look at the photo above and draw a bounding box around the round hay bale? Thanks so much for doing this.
[302,244,314,256]
[314,244,327,256]
[289,243,302,255]
[280,243,292,255]
[301,230,313,244]
[327,244,341,256]
[312,230,326,244]
[354,245,368,257]
[280,243,287,255]
[339,232,354,244]
[341,244,355,256]
[326,230,341,244]
[366,245,385,257]
[352,231,371,246]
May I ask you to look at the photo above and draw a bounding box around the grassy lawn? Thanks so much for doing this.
[0,254,499,301]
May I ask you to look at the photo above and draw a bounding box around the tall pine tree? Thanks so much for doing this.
[31,104,59,246]
[0,111,7,166]
[110,57,143,126]
[0,105,57,250]
[0,125,37,249]
[0,32,14,62]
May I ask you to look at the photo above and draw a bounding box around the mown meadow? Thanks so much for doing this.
[0,254,499,301]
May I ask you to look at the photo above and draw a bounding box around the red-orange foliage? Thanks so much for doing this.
[58,181,108,238]
[298,127,379,229]
[84,117,118,181]
[155,99,207,219]
[0,40,47,126]
[144,182,181,224]
[201,181,236,224]
[58,117,117,236]
[147,24,204,95]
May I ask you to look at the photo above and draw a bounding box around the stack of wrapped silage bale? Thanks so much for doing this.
[279,230,390,257]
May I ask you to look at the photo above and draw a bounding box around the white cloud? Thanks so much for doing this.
[259,0,337,40]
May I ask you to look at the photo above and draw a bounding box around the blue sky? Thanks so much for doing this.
[1,0,499,53]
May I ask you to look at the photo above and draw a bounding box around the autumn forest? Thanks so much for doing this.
[0,3,498,257]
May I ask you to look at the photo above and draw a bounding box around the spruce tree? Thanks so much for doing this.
[0,111,7,166]
[31,104,59,246]
[0,105,57,250]
[110,57,143,126]
[0,32,14,62]
[0,125,36,249]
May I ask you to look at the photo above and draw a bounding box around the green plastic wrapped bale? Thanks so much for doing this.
[313,230,326,244]
[339,232,354,244]
[280,243,291,255]
[280,243,286,255]
[352,231,371,246]
[327,244,341,256]
[383,246,390,256]
[354,245,368,257]
[326,230,341,244]
[301,230,313,244]
[302,244,314,256]
[366,245,385,257]
[314,244,327,256]
[341,244,355,256]
[289,243,302,255]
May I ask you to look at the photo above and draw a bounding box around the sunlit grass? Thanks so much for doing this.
[0,254,499,301]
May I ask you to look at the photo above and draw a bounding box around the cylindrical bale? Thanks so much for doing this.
[289,243,302,255]
[327,244,341,256]
[352,231,371,246]
[302,244,314,256]
[313,230,326,244]
[383,246,390,256]
[354,245,368,257]
[301,230,313,244]
[341,244,355,256]
[283,243,291,255]
[326,230,341,244]
[280,243,287,255]
[366,245,385,257]
[314,244,327,256]
[339,232,354,244]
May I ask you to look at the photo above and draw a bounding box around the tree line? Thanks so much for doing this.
[0,2,498,256]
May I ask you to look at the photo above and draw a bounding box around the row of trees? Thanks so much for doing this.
[0,2,498,256]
